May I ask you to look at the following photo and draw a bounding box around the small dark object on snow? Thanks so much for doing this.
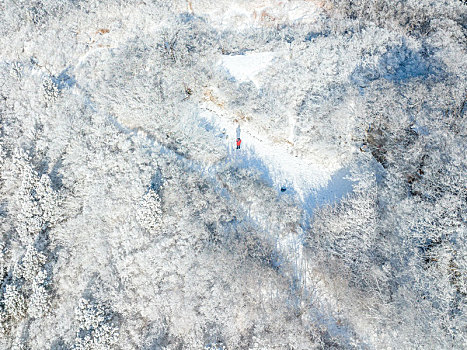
[281,186,286,192]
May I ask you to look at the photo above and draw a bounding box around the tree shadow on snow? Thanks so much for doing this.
[351,41,446,93]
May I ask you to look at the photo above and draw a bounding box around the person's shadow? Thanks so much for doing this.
[236,125,241,139]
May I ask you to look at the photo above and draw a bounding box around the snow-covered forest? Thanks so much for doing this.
[0,0,466,349]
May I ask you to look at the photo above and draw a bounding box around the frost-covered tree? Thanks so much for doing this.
[136,189,163,233]
[2,284,27,322]
[73,298,119,350]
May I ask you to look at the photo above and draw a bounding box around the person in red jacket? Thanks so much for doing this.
[236,138,242,149]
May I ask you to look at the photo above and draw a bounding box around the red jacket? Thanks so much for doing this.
[236,138,242,146]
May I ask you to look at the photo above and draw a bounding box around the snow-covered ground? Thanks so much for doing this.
[220,52,277,87]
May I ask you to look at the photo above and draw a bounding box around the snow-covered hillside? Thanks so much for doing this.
[1,0,466,349]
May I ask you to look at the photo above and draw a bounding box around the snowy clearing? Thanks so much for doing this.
[199,103,342,200]
[219,52,278,87]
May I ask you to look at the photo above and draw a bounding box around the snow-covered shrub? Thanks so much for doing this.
[34,173,62,225]
[2,147,62,248]
[136,189,163,233]
[2,284,26,321]
[2,246,52,321]
[3,149,42,241]
[16,245,47,283]
[73,298,119,350]
[43,77,60,101]
[0,241,6,280]
[329,0,466,38]
[27,270,50,319]
[205,342,226,350]
[309,161,379,282]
